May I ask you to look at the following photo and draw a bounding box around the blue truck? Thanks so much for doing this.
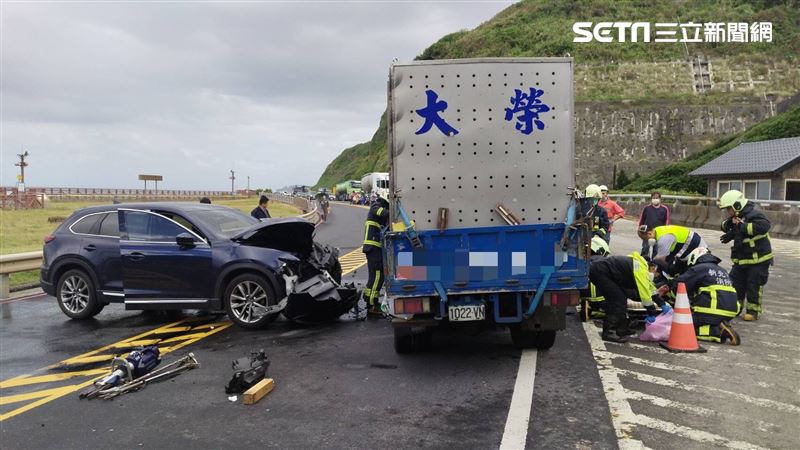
[383,58,590,352]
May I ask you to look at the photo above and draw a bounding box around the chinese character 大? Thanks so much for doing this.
[415,89,458,136]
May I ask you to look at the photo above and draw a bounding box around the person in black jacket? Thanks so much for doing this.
[362,196,390,316]
[670,247,741,345]
[718,190,773,321]
[250,195,271,219]
[638,191,670,259]
[589,252,665,343]
[581,184,610,242]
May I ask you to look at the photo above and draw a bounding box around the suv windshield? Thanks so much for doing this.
[193,208,258,238]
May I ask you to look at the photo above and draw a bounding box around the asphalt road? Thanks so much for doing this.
[1,202,798,449]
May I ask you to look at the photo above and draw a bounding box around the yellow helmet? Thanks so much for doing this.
[718,189,747,211]
[585,184,602,199]
[590,236,610,256]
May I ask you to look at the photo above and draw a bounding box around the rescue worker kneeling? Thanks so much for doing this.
[580,236,610,321]
[362,196,390,316]
[589,251,666,343]
[670,247,741,345]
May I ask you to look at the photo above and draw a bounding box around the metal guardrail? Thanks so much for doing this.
[613,194,800,208]
[0,251,43,299]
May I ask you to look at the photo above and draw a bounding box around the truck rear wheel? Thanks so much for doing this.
[509,327,556,350]
[393,327,432,354]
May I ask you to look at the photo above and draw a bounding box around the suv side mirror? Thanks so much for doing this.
[176,232,196,248]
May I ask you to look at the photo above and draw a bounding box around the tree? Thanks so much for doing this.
[616,169,631,189]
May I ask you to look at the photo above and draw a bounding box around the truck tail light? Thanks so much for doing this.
[44,235,56,244]
[550,290,580,306]
[394,297,431,314]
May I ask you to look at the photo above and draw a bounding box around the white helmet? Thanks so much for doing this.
[687,247,709,266]
[590,236,610,256]
[599,185,608,192]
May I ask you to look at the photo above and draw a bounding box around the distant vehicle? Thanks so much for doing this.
[40,203,345,328]
[291,185,310,196]
[384,58,588,352]
[334,180,362,201]
[361,172,390,199]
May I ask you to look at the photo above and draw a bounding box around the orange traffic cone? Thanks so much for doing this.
[660,282,707,353]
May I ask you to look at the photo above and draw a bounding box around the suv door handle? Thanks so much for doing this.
[127,252,145,261]
[83,244,97,252]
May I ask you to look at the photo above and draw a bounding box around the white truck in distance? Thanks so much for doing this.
[361,172,390,199]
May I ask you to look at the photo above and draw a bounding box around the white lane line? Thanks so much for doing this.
[622,342,777,371]
[582,323,646,450]
[616,369,800,414]
[499,349,537,450]
[635,415,768,450]
[628,391,779,433]
[746,328,800,340]
[593,350,701,374]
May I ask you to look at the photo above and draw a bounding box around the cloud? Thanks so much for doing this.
[1,1,512,190]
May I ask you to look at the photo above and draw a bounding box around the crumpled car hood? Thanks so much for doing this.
[231,217,315,255]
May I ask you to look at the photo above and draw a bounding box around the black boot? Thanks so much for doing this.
[602,316,629,343]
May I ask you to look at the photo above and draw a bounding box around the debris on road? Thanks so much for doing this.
[226,350,270,394]
[80,346,161,399]
[81,352,199,400]
[243,378,275,405]
[282,275,359,324]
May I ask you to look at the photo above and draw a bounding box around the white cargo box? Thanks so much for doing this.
[388,58,574,231]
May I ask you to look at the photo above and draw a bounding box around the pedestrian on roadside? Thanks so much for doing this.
[199,197,211,204]
[667,247,740,344]
[718,189,773,321]
[589,251,665,343]
[362,196,390,317]
[638,192,670,259]
[250,195,271,219]
[598,185,625,243]
[638,224,707,276]
[581,184,610,242]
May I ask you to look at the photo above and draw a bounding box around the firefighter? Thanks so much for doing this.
[580,236,611,322]
[718,189,773,321]
[670,247,741,345]
[362,196,390,316]
[581,184,610,242]
[637,224,707,276]
[589,251,665,343]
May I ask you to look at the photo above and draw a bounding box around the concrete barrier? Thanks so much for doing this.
[612,195,799,240]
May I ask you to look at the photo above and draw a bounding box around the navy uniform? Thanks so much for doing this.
[362,197,390,313]
[672,250,740,344]
[719,193,772,321]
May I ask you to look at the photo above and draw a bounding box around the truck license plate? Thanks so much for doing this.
[449,305,485,322]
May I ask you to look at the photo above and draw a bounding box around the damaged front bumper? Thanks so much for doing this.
[277,268,359,325]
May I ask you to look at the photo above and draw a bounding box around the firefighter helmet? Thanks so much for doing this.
[718,190,747,211]
[585,184,602,199]
[590,236,610,256]
[687,247,709,266]
[599,185,608,192]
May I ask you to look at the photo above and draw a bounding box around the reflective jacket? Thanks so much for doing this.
[674,254,740,318]
[653,225,705,262]
[589,253,657,307]
[362,202,389,253]
[722,203,773,266]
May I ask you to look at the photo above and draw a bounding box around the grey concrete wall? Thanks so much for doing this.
[614,198,799,240]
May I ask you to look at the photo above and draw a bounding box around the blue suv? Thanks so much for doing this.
[41,203,341,328]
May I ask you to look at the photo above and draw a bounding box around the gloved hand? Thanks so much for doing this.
[645,304,658,317]
[645,316,657,324]
[720,233,733,244]
[657,284,671,296]
[660,303,672,314]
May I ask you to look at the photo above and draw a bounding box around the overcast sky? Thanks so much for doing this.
[1,1,512,191]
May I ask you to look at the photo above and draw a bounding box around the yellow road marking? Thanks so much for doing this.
[0,369,109,389]
[0,317,232,422]
[339,248,367,275]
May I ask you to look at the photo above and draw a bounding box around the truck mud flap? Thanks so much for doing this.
[282,275,358,325]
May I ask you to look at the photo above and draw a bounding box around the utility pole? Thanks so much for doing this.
[15,150,29,191]
[229,170,236,195]
[247,176,250,195]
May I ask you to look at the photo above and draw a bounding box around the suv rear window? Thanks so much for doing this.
[70,214,103,235]
[98,213,119,237]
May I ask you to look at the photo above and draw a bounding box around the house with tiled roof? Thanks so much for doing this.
[689,137,800,201]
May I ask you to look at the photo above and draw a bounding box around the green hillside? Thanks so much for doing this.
[315,0,800,188]
[623,105,800,194]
